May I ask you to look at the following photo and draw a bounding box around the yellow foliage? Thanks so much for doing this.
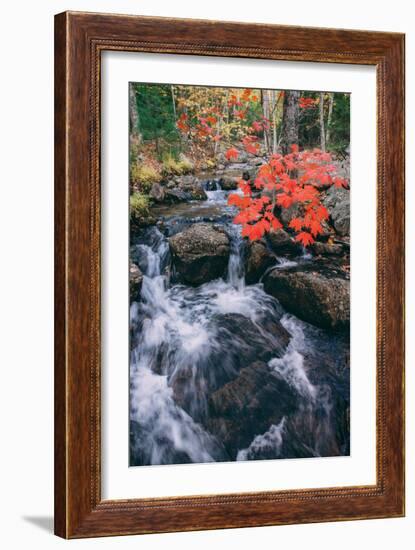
[162,153,193,176]
[130,192,150,218]
[130,163,160,192]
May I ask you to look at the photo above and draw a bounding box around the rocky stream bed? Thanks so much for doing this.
[129,160,350,466]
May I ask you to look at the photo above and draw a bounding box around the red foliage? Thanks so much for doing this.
[299,97,318,109]
[175,89,348,247]
[295,231,315,247]
[228,144,347,245]
[225,147,239,161]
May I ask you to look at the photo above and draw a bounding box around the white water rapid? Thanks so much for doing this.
[129,184,349,465]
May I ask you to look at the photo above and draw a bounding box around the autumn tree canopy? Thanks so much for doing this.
[130,83,350,245]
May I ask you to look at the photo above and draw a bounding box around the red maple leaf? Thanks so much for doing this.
[315,205,329,221]
[228,194,251,209]
[277,193,293,209]
[299,97,317,109]
[238,180,252,196]
[295,231,314,247]
[289,217,303,232]
[334,177,348,189]
[225,147,239,161]
[308,219,323,237]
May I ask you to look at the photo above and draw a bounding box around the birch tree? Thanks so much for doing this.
[319,92,326,152]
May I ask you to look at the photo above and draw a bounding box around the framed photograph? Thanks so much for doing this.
[54,11,405,538]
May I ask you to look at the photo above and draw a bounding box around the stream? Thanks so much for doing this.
[129,179,350,466]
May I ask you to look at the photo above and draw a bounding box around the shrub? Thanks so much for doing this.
[130,163,160,192]
[161,154,183,176]
[130,192,150,219]
[205,158,217,169]
[162,153,194,176]
[178,154,194,173]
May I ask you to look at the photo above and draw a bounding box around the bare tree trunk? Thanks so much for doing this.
[171,85,177,121]
[261,89,271,154]
[271,90,278,153]
[325,93,334,148]
[319,92,326,152]
[129,83,140,142]
[281,90,300,154]
[214,99,223,156]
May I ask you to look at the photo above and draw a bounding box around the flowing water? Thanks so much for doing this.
[129,180,350,466]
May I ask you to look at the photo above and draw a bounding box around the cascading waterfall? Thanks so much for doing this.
[129,183,349,466]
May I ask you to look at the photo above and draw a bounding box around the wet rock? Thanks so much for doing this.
[278,202,302,227]
[177,175,197,186]
[267,229,301,255]
[263,264,349,330]
[169,223,230,285]
[206,361,299,458]
[176,175,208,200]
[164,188,190,203]
[130,214,157,230]
[170,312,290,419]
[227,151,248,163]
[220,176,239,190]
[244,240,275,284]
[323,186,350,236]
[189,183,208,200]
[213,313,290,366]
[129,262,143,302]
[222,163,257,181]
[312,241,344,256]
[149,182,165,202]
[248,157,266,166]
[204,179,220,191]
[222,167,245,178]
[129,418,228,466]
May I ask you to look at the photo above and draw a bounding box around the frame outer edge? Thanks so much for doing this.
[387,34,405,516]
[54,11,69,539]
[54,10,405,538]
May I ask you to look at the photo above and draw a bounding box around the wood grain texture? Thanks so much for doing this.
[54,11,405,539]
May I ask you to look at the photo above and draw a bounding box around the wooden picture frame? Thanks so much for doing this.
[54,11,405,538]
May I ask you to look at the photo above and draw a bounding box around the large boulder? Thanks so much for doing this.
[205,361,299,458]
[169,223,230,285]
[263,264,349,330]
[149,182,165,202]
[212,312,291,366]
[222,163,257,181]
[222,167,246,178]
[220,176,239,190]
[244,240,275,284]
[129,262,143,302]
[170,312,290,418]
[278,202,302,228]
[312,241,344,256]
[323,186,350,236]
[164,188,189,203]
[176,175,208,200]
